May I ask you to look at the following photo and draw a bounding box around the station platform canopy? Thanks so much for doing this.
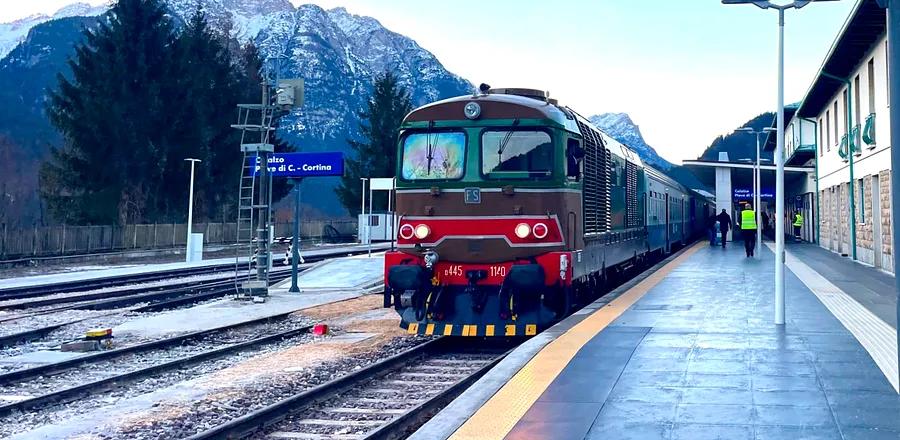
[683,159,813,202]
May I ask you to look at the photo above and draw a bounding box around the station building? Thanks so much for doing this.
[773,0,894,273]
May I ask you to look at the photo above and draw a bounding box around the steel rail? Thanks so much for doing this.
[186,338,508,440]
[0,323,315,417]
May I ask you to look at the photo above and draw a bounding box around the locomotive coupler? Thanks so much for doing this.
[465,269,488,313]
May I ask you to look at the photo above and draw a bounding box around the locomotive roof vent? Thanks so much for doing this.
[488,88,551,101]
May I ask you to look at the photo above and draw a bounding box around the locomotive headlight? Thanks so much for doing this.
[514,223,531,239]
[464,101,481,119]
[533,222,549,239]
[414,224,431,239]
[399,224,415,240]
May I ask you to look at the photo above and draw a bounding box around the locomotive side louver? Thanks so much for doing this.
[576,120,611,235]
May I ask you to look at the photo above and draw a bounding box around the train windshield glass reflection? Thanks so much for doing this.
[400,131,466,180]
[481,130,553,179]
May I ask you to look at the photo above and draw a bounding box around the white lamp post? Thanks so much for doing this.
[185,158,201,262]
[723,0,837,325]
[360,177,368,245]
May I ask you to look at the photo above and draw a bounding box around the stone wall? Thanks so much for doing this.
[879,169,892,263]
[840,183,850,253]
[857,174,875,254]
[820,189,831,250]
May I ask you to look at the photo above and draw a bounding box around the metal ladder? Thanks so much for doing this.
[233,97,277,301]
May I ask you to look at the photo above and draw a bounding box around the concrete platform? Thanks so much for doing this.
[0,350,82,366]
[113,290,363,339]
[271,253,384,294]
[113,252,386,339]
[414,242,900,440]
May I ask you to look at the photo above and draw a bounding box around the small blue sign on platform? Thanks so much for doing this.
[252,152,344,178]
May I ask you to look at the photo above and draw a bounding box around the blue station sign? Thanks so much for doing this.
[733,188,774,200]
[252,152,344,178]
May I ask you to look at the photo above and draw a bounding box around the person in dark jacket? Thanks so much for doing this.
[761,211,770,238]
[716,209,731,248]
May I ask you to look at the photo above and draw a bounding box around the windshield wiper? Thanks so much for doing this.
[425,121,436,174]
[496,119,521,165]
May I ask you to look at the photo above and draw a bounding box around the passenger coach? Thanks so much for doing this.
[383,87,711,337]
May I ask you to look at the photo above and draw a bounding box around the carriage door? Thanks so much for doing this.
[665,193,670,251]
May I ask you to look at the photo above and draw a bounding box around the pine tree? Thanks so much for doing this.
[166,6,247,222]
[336,71,412,215]
[41,1,268,225]
[42,0,180,224]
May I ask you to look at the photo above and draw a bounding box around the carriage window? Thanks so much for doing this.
[400,131,466,180]
[481,130,553,179]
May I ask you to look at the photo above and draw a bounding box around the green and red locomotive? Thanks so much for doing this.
[383,87,711,337]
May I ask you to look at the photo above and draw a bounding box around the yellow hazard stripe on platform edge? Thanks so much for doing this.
[449,242,704,440]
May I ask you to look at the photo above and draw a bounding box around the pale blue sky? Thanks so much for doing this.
[5,0,858,162]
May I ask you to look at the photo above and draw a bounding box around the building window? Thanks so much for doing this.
[868,57,876,115]
[819,118,824,156]
[826,110,831,150]
[858,178,865,223]
[842,90,849,135]
[833,101,839,147]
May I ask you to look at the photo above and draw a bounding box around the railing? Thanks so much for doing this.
[0,220,356,260]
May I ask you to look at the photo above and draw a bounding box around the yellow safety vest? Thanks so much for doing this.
[793,214,803,227]
[741,209,757,230]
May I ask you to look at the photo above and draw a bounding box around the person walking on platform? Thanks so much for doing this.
[716,209,731,248]
[708,214,719,246]
[793,211,803,242]
[741,204,757,257]
[761,211,770,238]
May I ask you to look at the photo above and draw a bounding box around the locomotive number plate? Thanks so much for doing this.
[464,187,481,204]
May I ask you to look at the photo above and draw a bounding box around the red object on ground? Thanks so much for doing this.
[313,324,329,335]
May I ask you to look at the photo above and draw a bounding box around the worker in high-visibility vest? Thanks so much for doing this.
[793,211,803,241]
[741,204,757,258]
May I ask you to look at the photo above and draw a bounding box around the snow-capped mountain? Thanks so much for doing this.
[253,4,471,144]
[0,3,106,59]
[0,0,472,214]
[588,112,673,170]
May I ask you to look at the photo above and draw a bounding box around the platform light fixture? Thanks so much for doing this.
[722,0,837,325]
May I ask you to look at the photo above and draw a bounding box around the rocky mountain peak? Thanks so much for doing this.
[0,3,106,59]
[588,112,671,170]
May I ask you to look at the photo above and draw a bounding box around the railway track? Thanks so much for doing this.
[0,271,294,348]
[0,242,388,302]
[0,264,238,301]
[0,314,315,418]
[188,338,511,440]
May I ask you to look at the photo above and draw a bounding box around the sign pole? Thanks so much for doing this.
[368,183,373,257]
[289,179,301,293]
